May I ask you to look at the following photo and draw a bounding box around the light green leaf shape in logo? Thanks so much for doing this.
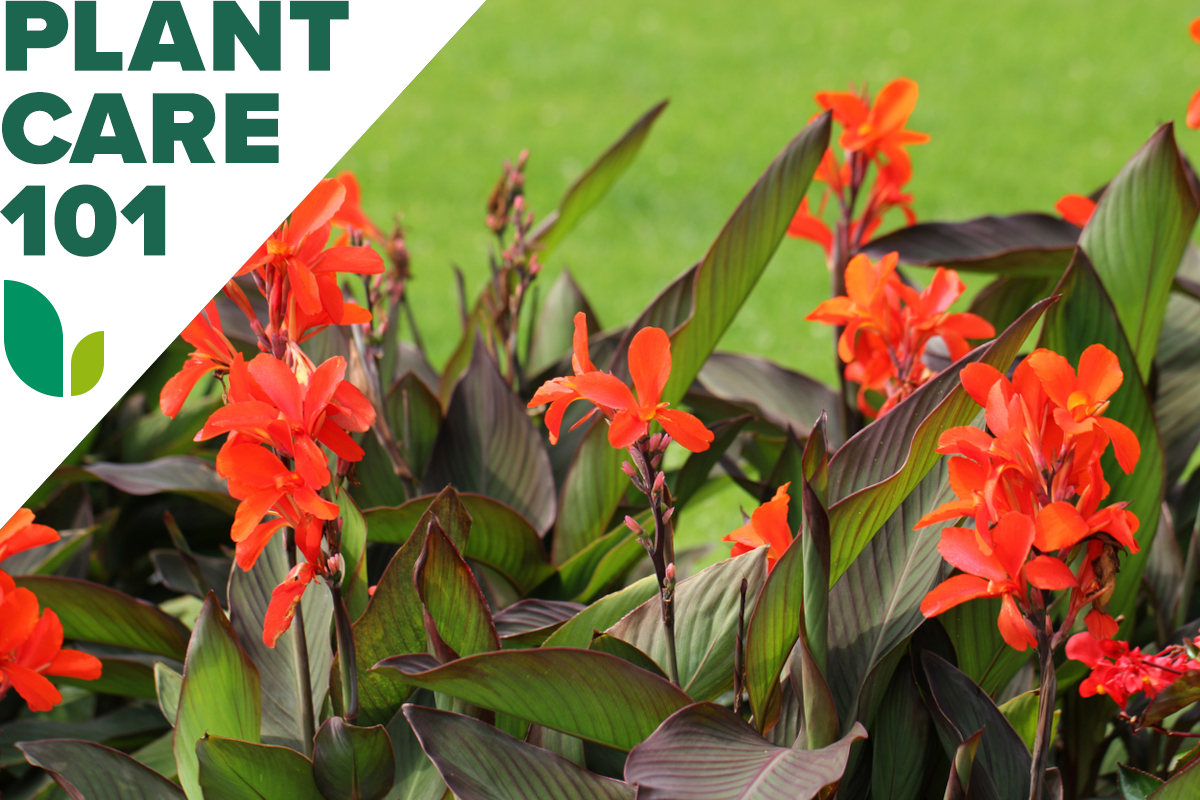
[4,280,104,397]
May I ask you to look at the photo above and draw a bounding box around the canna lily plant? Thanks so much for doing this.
[7,15,1200,800]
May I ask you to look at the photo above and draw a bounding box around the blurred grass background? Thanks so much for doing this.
[333,0,1200,567]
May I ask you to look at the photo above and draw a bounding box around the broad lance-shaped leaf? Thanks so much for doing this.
[861,213,1079,276]
[531,101,667,257]
[227,530,332,753]
[196,736,324,799]
[386,693,449,800]
[944,729,985,800]
[415,520,501,660]
[174,593,262,800]
[1080,123,1199,379]
[552,419,628,563]
[1155,245,1200,487]
[871,658,932,800]
[542,575,658,649]
[332,488,470,727]
[744,531,804,733]
[1,705,167,769]
[526,268,602,378]
[922,652,1033,800]
[18,740,185,799]
[312,717,396,800]
[1120,765,1165,799]
[623,703,867,800]
[374,649,690,752]
[405,705,634,800]
[1038,251,1165,622]
[826,463,953,733]
[337,488,371,621]
[606,549,768,701]
[424,337,557,535]
[4,279,64,396]
[15,575,188,660]
[58,456,237,515]
[939,595,1032,698]
[614,113,830,404]
[156,661,182,724]
[494,599,585,648]
[969,275,1058,335]
[365,492,554,596]
[796,618,838,751]
[825,296,1054,584]
[801,429,831,673]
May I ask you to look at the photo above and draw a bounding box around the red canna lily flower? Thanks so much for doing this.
[1189,19,1200,129]
[160,300,240,419]
[0,509,59,562]
[263,562,318,648]
[570,327,715,452]
[330,171,382,241]
[806,253,994,417]
[920,512,1076,651]
[239,179,385,318]
[199,354,375,490]
[722,483,793,571]
[1055,194,1096,228]
[1067,631,1200,710]
[0,571,102,712]
[816,78,930,180]
[787,197,833,254]
[527,312,601,444]
[216,442,340,570]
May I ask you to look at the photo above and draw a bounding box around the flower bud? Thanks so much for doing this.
[624,515,645,535]
[621,461,639,479]
[653,472,666,493]
[662,507,675,524]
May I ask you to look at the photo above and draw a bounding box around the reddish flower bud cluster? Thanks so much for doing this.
[788,78,929,255]
[161,176,384,647]
[807,252,995,418]
[0,510,102,712]
[1067,632,1200,711]
[919,345,1141,651]
[529,313,714,453]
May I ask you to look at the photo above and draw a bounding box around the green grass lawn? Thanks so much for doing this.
[333,0,1200,569]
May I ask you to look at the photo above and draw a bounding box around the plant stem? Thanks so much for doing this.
[285,530,316,756]
[1030,625,1057,800]
[331,583,359,724]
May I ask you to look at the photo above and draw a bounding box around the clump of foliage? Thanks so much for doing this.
[6,19,1200,800]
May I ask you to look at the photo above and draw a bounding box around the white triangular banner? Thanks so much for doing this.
[0,0,484,516]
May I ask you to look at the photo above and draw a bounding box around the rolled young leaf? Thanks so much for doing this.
[312,717,395,800]
[743,530,804,734]
[374,649,690,752]
[173,593,262,800]
[404,705,635,800]
[623,702,867,800]
[414,520,500,660]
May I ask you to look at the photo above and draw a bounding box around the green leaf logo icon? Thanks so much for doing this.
[4,280,104,397]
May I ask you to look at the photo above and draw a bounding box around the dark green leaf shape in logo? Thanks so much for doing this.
[4,280,103,397]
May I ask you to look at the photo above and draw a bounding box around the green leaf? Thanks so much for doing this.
[196,736,324,799]
[922,651,1031,800]
[617,113,830,406]
[386,696,449,800]
[623,703,867,800]
[871,659,932,800]
[312,717,396,800]
[173,593,262,800]
[355,373,442,507]
[795,620,838,751]
[424,341,557,534]
[365,492,554,596]
[17,740,184,799]
[801,433,831,673]
[57,456,237,515]
[1121,765,1165,799]
[1149,758,1200,798]
[1080,123,1199,379]
[944,728,985,800]
[374,649,690,751]
[155,661,183,724]
[969,275,1058,335]
[606,549,768,701]
[14,576,188,660]
[70,330,104,396]
[552,419,628,563]
[2,705,167,768]
[404,705,633,800]
[673,415,752,512]
[826,464,954,732]
[0,523,98,577]
[337,488,371,622]
[1143,670,1200,727]
[150,549,232,605]
[227,530,332,753]
[494,599,584,648]
[999,691,1059,753]
[4,279,64,397]
[1038,251,1166,621]
[542,575,658,649]
[939,596,1032,698]
[526,268,601,378]
[531,101,667,257]
[826,297,1054,584]
[55,654,156,698]
[415,521,500,659]
[691,353,843,445]
[744,523,804,734]
[1155,246,1200,486]
[861,213,1079,276]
